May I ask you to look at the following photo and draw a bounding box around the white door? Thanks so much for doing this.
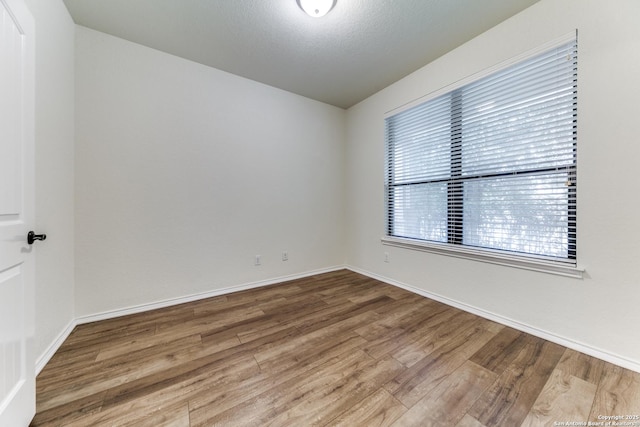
[0,0,36,425]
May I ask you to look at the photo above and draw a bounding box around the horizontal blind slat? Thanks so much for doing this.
[386,39,577,261]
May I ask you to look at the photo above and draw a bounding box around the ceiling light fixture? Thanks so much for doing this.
[297,0,336,18]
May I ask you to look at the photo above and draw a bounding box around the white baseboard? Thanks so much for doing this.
[37,264,640,376]
[74,265,346,326]
[36,319,77,375]
[37,266,345,374]
[347,266,640,374]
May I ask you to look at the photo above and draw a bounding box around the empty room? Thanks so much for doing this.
[2,0,640,425]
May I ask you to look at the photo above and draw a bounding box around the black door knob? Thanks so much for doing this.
[27,231,47,245]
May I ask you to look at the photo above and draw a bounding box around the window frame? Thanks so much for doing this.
[382,33,583,278]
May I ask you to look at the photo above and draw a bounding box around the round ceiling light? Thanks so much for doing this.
[297,0,336,18]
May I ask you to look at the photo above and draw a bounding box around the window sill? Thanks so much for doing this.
[381,236,584,279]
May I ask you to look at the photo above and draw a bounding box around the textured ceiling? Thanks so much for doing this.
[63,0,540,109]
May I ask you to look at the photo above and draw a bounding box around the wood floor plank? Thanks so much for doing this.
[188,330,371,424]
[197,312,286,345]
[152,305,266,338]
[388,309,473,367]
[253,311,378,370]
[386,321,498,407]
[469,327,530,375]
[97,328,299,411]
[94,331,203,362]
[64,400,191,427]
[468,338,566,427]
[191,349,375,426]
[35,334,238,413]
[33,270,638,427]
[56,324,157,357]
[69,354,260,427]
[328,389,407,427]
[295,295,396,336]
[456,414,488,427]
[520,368,597,427]
[356,300,455,361]
[95,356,260,425]
[383,311,485,392]
[63,299,202,346]
[31,390,106,426]
[257,292,329,316]
[37,346,100,374]
[265,355,405,426]
[101,347,258,409]
[122,403,190,427]
[555,348,605,385]
[261,332,369,377]
[590,362,640,418]
[390,361,496,427]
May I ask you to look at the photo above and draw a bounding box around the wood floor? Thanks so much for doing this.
[32,270,640,426]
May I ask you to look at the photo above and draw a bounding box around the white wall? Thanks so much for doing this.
[345,0,640,369]
[23,0,76,369]
[60,0,640,373]
[74,27,346,317]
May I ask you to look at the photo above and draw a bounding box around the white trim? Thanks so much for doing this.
[37,263,640,377]
[381,236,584,279]
[74,266,345,325]
[346,266,640,374]
[382,31,580,279]
[35,319,76,375]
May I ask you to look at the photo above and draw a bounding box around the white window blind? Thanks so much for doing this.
[385,39,577,266]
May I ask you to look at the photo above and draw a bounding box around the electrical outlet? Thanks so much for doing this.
[255,255,261,266]
[282,251,288,261]
[384,252,389,263]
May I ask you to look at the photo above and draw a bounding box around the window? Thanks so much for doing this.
[384,38,578,275]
